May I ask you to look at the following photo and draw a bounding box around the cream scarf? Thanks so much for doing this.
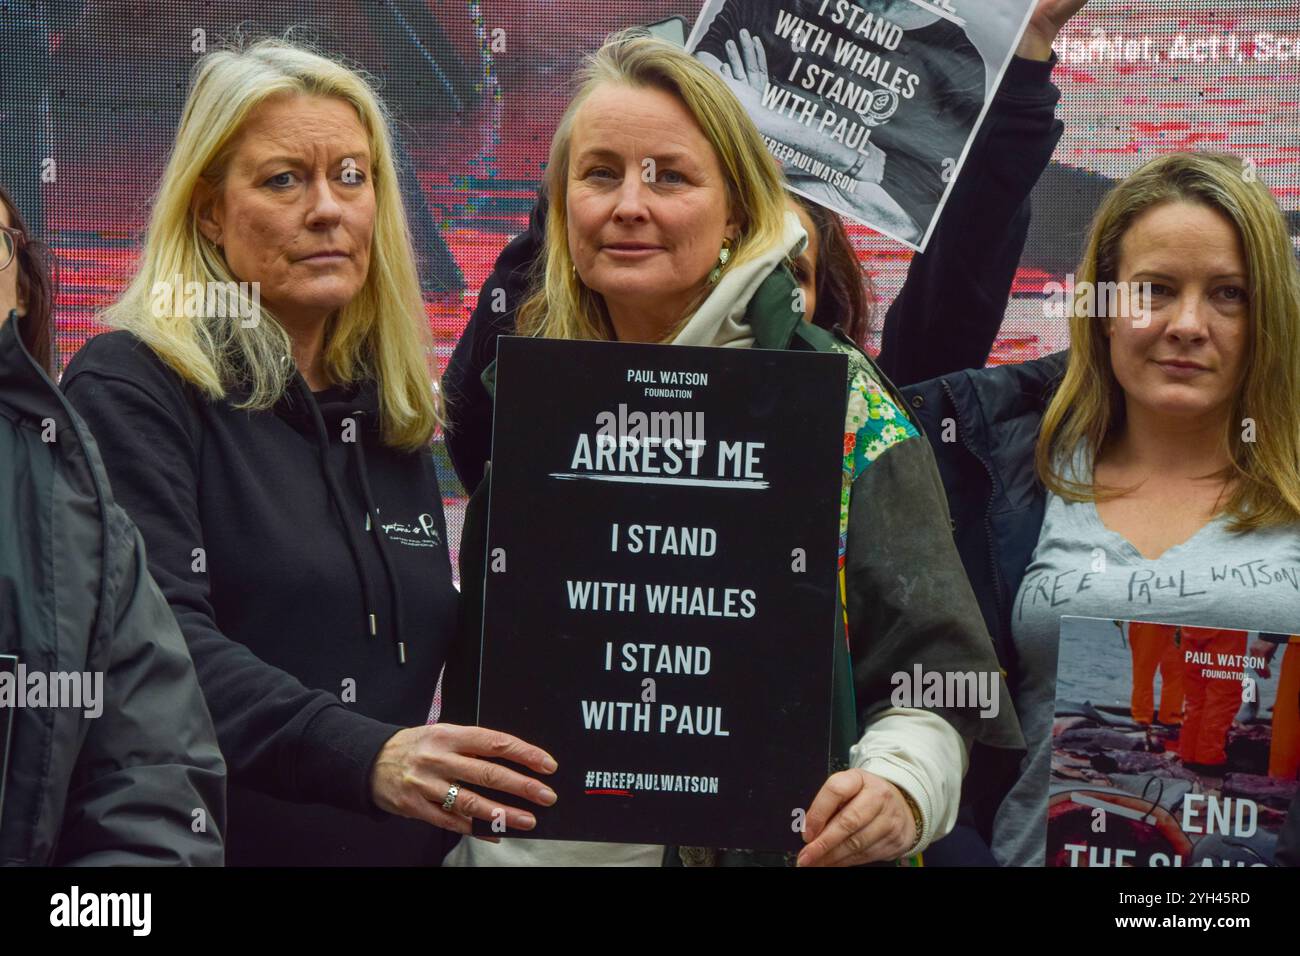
[669,211,808,350]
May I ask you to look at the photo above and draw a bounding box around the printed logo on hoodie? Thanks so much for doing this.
[379,512,444,549]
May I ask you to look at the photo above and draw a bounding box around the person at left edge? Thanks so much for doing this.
[61,38,557,866]
[0,184,225,865]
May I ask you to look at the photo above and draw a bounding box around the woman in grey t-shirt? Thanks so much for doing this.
[905,150,1300,865]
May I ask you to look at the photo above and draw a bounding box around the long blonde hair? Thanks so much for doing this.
[1037,151,1300,530]
[103,36,442,449]
[517,30,790,341]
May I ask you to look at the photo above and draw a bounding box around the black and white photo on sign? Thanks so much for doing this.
[686,0,1038,250]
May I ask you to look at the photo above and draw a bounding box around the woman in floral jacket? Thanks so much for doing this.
[440,32,1023,867]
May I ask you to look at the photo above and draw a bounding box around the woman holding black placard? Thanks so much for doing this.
[444,1,1090,865]
[440,31,1027,867]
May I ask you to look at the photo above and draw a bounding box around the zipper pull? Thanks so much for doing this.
[398,642,407,665]
[369,613,377,637]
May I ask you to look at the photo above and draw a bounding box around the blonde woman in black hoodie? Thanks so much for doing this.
[62,39,556,865]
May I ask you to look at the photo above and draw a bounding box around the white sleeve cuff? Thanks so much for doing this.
[849,707,968,856]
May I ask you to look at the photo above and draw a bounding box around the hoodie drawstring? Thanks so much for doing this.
[348,411,408,666]
[297,378,390,658]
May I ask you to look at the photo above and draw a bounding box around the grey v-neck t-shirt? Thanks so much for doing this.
[992,452,1300,866]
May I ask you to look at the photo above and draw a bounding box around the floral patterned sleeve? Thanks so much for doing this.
[832,342,1023,758]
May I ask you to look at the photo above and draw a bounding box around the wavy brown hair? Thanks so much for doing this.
[794,195,875,349]
[0,183,55,376]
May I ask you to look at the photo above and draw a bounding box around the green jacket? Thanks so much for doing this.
[442,265,1024,865]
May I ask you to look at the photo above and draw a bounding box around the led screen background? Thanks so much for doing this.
[4,1,1300,572]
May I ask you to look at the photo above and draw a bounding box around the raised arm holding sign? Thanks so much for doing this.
[687,0,1040,249]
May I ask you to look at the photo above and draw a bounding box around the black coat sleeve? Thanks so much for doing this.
[443,195,547,493]
[62,339,401,818]
[56,511,227,865]
[876,55,1064,387]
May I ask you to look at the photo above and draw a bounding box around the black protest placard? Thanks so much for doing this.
[476,337,845,850]
[686,0,1038,250]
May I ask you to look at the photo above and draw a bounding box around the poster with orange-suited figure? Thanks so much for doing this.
[1047,616,1299,867]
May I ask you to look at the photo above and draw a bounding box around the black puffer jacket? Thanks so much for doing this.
[0,311,226,865]
[897,351,1067,854]
[900,353,1068,692]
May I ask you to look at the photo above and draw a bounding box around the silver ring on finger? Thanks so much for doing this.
[441,783,461,813]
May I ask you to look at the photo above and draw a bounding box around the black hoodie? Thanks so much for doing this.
[62,331,457,866]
